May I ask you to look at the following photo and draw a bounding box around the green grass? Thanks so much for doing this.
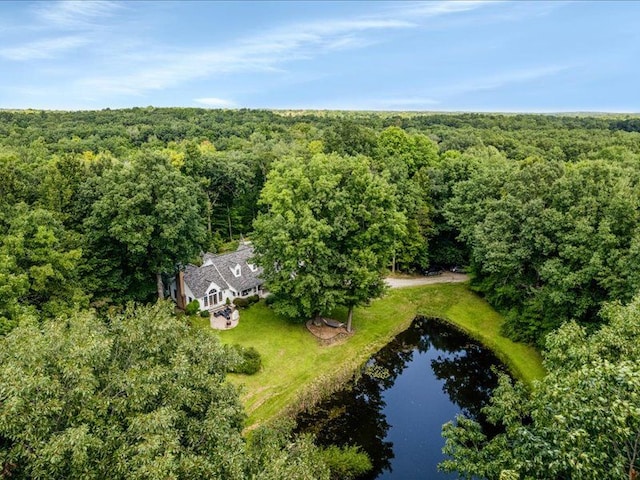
[212,283,544,430]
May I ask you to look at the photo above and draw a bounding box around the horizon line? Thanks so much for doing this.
[1,106,638,116]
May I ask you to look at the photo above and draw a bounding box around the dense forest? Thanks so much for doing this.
[2,108,640,341]
[2,108,640,478]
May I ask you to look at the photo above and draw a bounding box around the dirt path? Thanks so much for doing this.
[385,272,469,288]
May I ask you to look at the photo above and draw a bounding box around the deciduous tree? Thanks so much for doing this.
[85,152,206,301]
[440,295,640,480]
[252,153,404,331]
[0,205,84,334]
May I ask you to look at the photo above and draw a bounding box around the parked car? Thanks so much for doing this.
[423,266,443,276]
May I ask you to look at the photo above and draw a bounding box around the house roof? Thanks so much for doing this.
[184,263,228,298]
[184,244,263,297]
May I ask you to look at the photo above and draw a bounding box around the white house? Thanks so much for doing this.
[170,244,263,311]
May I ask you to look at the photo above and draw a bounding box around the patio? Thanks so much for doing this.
[209,306,239,330]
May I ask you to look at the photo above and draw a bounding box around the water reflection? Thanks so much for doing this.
[295,317,507,479]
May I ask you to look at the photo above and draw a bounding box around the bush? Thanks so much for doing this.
[265,293,280,306]
[320,445,372,480]
[229,345,262,375]
[233,297,250,308]
[185,300,200,316]
[247,294,260,305]
[199,309,210,318]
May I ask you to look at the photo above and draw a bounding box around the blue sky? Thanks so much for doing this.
[1,1,639,112]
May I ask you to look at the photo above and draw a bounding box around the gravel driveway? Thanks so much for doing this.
[385,272,469,288]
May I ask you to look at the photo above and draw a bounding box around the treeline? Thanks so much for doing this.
[2,108,640,479]
[2,108,640,345]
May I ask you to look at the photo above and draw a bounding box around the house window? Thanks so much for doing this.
[231,264,241,277]
[204,296,209,307]
[207,288,218,307]
[188,297,192,303]
[248,263,257,272]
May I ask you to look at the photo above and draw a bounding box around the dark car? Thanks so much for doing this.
[423,266,443,276]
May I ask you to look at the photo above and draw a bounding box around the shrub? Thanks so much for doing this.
[320,445,372,480]
[199,309,210,318]
[233,297,250,308]
[247,294,260,305]
[185,300,200,316]
[228,345,262,375]
[265,293,280,306]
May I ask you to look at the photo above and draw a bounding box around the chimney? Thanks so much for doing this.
[176,271,186,310]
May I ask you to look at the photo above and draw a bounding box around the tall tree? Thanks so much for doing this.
[323,120,377,157]
[0,302,243,479]
[252,153,404,331]
[440,294,640,480]
[373,127,439,272]
[0,204,84,334]
[0,302,334,480]
[446,154,640,344]
[85,152,206,301]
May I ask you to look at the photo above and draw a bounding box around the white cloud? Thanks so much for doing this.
[392,0,499,18]
[33,0,123,29]
[9,0,500,105]
[0,1,125,62]
[434,64,576,99]
[0,35,89,61]
[74,2,479,98]
[194,97,237,108]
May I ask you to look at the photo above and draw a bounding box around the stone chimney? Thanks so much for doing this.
[176,271,187,310]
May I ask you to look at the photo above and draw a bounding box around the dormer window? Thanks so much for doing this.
[231,264,241,277]
[248,263,257,272]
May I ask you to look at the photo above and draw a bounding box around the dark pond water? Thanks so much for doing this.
[295,317,507,479]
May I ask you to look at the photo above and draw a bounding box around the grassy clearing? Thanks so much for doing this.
[212,283,544,430]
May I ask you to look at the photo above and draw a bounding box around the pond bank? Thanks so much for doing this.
[295,317,508,479]
[217,283,544,430]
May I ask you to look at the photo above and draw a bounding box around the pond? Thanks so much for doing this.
[295,317,507,479]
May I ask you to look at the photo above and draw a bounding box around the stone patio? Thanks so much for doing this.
[209,308,240,330]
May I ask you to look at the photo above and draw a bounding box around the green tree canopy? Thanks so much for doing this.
[0,302,245,479]
[370,127,441,272]
[446,154,640,344]
[84,152,206,302]
[0,204,84,334]
[440,294,640,480]
[252,153,404,330]
[0,302,338,480]
[323,120,377,158]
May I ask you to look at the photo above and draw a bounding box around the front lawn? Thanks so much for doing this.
[212,283,544,430]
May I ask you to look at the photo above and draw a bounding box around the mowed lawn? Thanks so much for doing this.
[203,283,544,430]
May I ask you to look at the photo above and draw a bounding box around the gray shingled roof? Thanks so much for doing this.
[184,244,263,298]
[213,244,263,293]
[183,264,229,298]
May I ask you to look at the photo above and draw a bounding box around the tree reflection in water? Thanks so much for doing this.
[295,317,507,479]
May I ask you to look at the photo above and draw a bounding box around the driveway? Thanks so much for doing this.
[385,272,469,288]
